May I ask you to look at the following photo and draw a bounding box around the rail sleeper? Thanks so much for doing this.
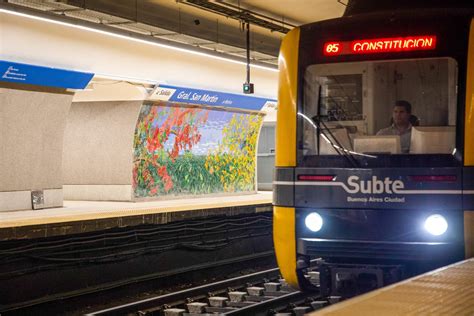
[164,308,186,316]
[208,296,228,307]
[228,291,247,302]
[186,302,208,313]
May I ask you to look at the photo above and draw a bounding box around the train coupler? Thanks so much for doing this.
[318,262,404,298]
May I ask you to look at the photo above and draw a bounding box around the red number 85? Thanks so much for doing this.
[324,42,341,55]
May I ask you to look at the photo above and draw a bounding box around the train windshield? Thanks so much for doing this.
[300,57,459,167]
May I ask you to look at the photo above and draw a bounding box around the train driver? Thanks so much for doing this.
[376,100,416,153]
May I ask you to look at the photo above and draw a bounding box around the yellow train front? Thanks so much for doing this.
[273,6,474,297]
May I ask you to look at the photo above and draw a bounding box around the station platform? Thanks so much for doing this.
[311,258,474,315]
[0,192,272,241]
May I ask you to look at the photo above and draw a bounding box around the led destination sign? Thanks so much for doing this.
[324,35,437,56]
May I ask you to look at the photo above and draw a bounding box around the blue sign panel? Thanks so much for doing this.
[151,84,276,111]
[0,60,94,89]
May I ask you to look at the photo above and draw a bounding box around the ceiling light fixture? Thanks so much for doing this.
[0,5,278,73]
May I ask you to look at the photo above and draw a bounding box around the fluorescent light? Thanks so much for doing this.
[0,7,278,72]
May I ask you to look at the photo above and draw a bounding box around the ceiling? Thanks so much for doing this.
[226,0,347,25]
[4,0,347,67]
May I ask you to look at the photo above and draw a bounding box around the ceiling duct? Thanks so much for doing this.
[179,0,294,34]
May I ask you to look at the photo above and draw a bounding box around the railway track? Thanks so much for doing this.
[1,213,274,315]
[87,263,341,316]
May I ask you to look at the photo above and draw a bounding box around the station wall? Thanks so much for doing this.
[63,98,263,201]
[0,86,73,211]
[62,100,141,201]
[0,10,278,209]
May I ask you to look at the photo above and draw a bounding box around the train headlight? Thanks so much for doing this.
[424,214,448,236]
[305,212,323,232]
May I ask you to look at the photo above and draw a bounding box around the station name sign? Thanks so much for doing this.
[323,35,437,56]
[149,84,275,111]
[0,60,93,89]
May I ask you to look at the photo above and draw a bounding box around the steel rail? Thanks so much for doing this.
[87,259,322,315]
[222,291,313,316]
[86,264,282,315]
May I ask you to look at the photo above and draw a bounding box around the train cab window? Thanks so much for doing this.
[301,58,459,167]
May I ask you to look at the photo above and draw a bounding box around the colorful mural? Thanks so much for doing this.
[133,102,263,198]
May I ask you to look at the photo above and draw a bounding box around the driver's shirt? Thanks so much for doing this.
[376,124,412,153]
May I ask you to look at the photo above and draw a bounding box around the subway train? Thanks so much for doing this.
[273,2,474,296]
